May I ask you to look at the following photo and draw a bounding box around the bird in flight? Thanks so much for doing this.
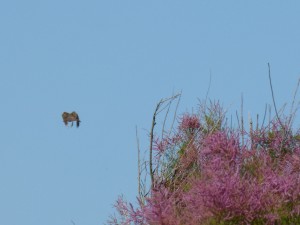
[62,111,81,127]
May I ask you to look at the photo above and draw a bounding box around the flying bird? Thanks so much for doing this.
[62,111,81,127]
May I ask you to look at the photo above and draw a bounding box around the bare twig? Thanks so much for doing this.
[288,78,300,129]
[249,112,253,136]
[290,78,300,114]
[149,102,160,189]
[136,126,143,202]
[204,71,212,109]
[256,114,259,132]
[209,104,227,135]
[169,91,182,136]
[149,94,181,189]
[197,73,212,118]
[268,63,285,130]
[162,101,172,138]
[268,105,271,132]
[267,64,293,153]
[241,94,244,146]
[236,110,240,131]
[261,104,268,130]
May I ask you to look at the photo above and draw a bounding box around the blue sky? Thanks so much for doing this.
[0,1,300,224]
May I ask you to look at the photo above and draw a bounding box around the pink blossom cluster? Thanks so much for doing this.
[179,114,201,131]
[108,113,300,225]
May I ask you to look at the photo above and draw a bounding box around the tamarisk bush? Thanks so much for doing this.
[108,99,300,225]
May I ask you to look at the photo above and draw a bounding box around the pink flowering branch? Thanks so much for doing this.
[109,77,300,224]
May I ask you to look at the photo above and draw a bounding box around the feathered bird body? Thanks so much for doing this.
[62,111,81,127]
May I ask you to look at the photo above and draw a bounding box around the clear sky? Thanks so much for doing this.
[1,1,300,225]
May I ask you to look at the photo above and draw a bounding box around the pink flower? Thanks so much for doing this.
[179,114,201,132]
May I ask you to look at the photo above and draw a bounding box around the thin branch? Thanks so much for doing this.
[196,73,212,118]
[162,101,172,138]
[256,114,259,132]
[156,94,181,115]
[268,63,285,130]
[157,102,171,115]
[209,105,228,135]
[149,101,161,189]
[267,63,291,153]
[169,91,182,136]
[249,112,253,136]
[288,77,300,129]
[261,104,268,130]
[290,78,300,115]
[241,93,244,146]
[268,105,271,132]
[136,126,143,202]
[236,110,241,131]
[204,71,212,110]
[149,93,181,190]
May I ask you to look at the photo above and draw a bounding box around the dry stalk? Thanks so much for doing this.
[149,93,181,189]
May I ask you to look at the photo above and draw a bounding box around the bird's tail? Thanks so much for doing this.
[76,116,81,127]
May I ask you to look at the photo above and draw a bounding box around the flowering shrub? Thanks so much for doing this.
[108,102,300,225]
